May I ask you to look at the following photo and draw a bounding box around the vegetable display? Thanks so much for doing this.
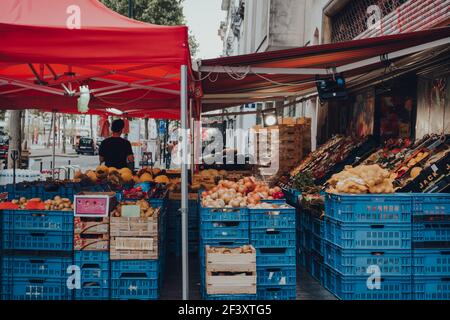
[111,200,159,218]
[0,196,73,211]
[201,177,283,208]
[326,164,395,194]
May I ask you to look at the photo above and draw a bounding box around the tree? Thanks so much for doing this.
[7,110,22,169]
[101,0,199,140]
[101,0,199,57]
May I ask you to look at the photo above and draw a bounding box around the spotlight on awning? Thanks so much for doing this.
[106,108,123,115]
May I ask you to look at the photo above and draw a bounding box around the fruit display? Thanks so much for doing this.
[0,196,73,211]
[122,183,168,200]
[362,134,450,191]
[326,164,395,194]
[201,177,283,208]
[74,166,174,187]
[110,199,159,218]
[290,135,367,180]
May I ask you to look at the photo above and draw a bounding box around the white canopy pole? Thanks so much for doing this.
[51,111,56,180]
[180,64,189,300]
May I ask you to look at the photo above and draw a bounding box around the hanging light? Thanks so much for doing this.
[264,113,277,126]
[106,108,123,115]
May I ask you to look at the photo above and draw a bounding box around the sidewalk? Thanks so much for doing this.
[29,146,78,158]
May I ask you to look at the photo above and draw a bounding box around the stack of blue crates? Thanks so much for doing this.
[412,194,450,300]
[74,251,110,300]
[249,202,297,300]
[297,208,324,282]
[167,199,199,256]
[199,204,254,300]
[110,259,160,300]
[1,209,74,300]
[322,193,414,300]
[110,200,167,300]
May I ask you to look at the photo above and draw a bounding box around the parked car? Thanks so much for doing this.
[76,137,97,155]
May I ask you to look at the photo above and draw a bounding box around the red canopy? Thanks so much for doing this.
[199,28,450,112]
[0,0,191,119]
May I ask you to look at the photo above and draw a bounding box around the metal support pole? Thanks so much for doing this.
[51,112,56,180]
[180,65,189,300]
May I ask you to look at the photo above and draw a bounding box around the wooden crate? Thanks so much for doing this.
[74,233,109,251]
[110,236,158,260]
[74,217,109,235]
[110,210,159,237]
[205,245,257,295]
[169,191,198,201]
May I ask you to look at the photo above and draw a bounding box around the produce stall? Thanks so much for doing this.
[0,0,194,300]
[1,0,450,300]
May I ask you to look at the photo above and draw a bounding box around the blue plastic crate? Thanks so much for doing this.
[74,251,109,283]
[200,206,248,222]
[322,241,412,276]
[300,229,312,252]
[413,249,450,276]
[325,193,412,224]
[1,277,72,300]
[311,217,323,238]
[75,285,110,300]
[2,255,73,279]
[203,293,257,300]
[256,247,296,267]
[311,254,323,281]
[322,266,412,300]
[74,251,109,265]
[297,247,309,269]
[413,222,450,243]
[260,199,288,204]
[282,187,300,207]
[413,276,450,300]
[249,206,296,229]
[110,278,159,300]
[301,211,312,232]
[323,218,411,250]
[2,210,73,233]
[412,194,450,216]
[200,220,249,241]
[111,260,159,279]
[250,228,296,248]
[257,266,296,286]
[311,233,323,256]
[257,285,296,300]
[2,230,73,251]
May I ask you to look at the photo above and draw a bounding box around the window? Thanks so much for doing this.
[331,0,409,43]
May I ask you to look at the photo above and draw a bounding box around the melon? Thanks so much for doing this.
[155,175,170,184]
[118,168,133,182]
[140,173,154,183]
[108,167,118,173]
[86,170,98,183]
[410,167,422,179]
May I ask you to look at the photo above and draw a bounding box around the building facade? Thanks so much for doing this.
[217,0,449,150]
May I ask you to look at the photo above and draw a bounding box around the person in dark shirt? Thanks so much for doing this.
[99,119,134,169]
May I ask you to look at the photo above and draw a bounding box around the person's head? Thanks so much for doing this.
[111,119,125,135]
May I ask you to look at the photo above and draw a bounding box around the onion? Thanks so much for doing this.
[210,192,218,200]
